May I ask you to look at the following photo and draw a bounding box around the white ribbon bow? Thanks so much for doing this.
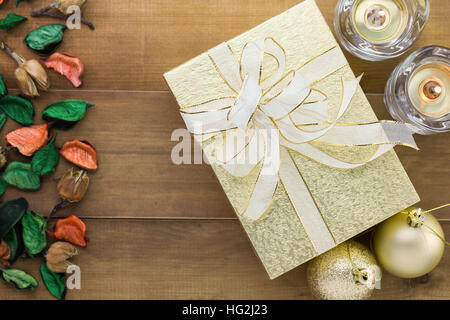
[180,38,418,222]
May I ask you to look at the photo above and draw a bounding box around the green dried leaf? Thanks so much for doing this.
[0,95,34,125]
[24,24,67,56]
[0,178,8,197]
[42,100,94,129]
[15,0,27,8]
[40,264,66,300]
[3,162,41,191]
[0,74,7,97]
[32,135,59,175]
[0,268,38,290]
[0,198,28,240]
[3,223,24,263]
[22,210,47,255]
[0,13,27,30]
[0,112,6,130]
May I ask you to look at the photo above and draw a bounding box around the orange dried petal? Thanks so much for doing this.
[5,123,49,156]
[60,140,98,170]
[51,215,87,247]
[42,52,84,88]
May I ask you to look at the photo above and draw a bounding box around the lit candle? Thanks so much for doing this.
[334,0,429,61]
[385,46,450,134]
[353,0,407,43]
[408,62,449,118]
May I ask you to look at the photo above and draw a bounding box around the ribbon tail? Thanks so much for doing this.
[216,125,265,177]
[241,117,280,220]
[180,97,236,135]
[316,121,418,149]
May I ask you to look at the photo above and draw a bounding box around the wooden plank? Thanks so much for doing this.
[0,0,448,93]
[2,91,449,220]
[0,219,448,300]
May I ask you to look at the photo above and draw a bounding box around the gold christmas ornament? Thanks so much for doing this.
[373,206,447,279]
[307,240,381,300]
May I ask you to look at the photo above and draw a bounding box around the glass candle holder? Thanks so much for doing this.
[384,46,450,134]
[334,0,429,61]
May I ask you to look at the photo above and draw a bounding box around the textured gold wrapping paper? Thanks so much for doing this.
[164,0,419,279]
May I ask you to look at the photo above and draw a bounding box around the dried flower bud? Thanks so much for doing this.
[22,59,50,91]
[56,0,87,15]
[57,168,89,203]
[1,42,50,97]
[14,66,39,97]
[45,241,78,273]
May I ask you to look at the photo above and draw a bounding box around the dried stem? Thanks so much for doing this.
[0,42,25,65]
[31,11,95,30]
[30,4,56,17]
[47,199,70,222]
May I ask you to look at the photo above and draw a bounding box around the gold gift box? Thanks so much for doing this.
[164,0,419,279]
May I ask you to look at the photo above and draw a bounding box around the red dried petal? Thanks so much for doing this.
[51,215,87,247]
[60,140,98,170]
[42,52,84,88]
[5,123,49,156]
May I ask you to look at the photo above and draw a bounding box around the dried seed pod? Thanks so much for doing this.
[6,123,49,156]
[22,59,50,91]
[48,215,87,247]
[45,241,78,273]
[57,168,89,203]
[14,67,39,97]
[56,0,87,15]
[60,140,98,170]
[42,52,84,87]
[0,42,50,97]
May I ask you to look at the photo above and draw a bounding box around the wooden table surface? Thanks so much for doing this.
[0,0,448,300]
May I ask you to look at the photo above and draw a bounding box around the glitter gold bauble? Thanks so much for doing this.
[373,208,445,279]
[306,241,380,300]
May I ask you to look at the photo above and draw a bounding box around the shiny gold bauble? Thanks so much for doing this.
[307,241,380,300]
[373,208,445,279]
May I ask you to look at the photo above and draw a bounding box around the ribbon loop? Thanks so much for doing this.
[179,37,418,222]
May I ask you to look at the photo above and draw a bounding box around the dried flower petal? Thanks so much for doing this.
[3,162,41,190]
[48,215,87,247]
[60,140,98,170]
[22,59,50,91]
[0,198,28,240]
[45,241,78,273]
[0,268,38,290]
[57,168,89,203]
[32,135,60,176]
[0,13,27,30]
[21,210,47,255]
[42,99,93,129]
[42,52,84,87]
[40,264,66,299]
[6,123,49,156]
[0,74,7,97]
[15,66,39,97]
[24,24,67,56]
